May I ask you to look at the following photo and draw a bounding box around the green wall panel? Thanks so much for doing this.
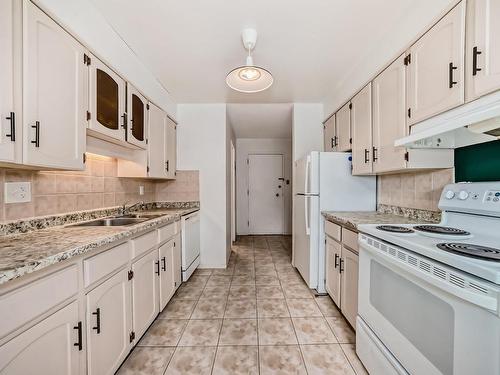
[455,140,500,182]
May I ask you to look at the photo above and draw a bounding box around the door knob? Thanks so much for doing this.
[276,193,279,197]
[278,185,282,188]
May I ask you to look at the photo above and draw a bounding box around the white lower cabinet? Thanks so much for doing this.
[86,268,132,375]
[131,248,160,341]
[340,246,359,328]
[159,240,176,311]
[325,223,360,329]
[173,233,182,291]
[0,301,81,374]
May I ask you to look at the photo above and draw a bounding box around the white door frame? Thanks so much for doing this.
[247,153,285,235]
[231,140,236,243]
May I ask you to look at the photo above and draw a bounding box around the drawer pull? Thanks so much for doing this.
[472,47,482,76]
[334,254,339,269]
[92,308,101,334]
[73,321,83,351]
[155,260,160,275]
[161,256,166,271]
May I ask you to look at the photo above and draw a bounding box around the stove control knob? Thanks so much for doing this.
[458,190,469,200]
[445,190,455,200]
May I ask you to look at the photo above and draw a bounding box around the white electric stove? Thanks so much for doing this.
[356,182,500,375]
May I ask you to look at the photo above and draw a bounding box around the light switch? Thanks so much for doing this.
[5,182,32,203]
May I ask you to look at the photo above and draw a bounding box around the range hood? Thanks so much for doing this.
[395,90,500,149]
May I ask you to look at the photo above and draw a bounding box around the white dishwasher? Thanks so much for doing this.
[181,211,200,281]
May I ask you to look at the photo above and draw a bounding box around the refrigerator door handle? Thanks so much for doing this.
[304,155,311,194]
[305,196,311,235]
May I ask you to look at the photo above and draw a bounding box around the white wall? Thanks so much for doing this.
[226,116,236,263]
[33,0,176,117]
[177,104,228,268]
[292,104,324,163]
[236,138,293,236]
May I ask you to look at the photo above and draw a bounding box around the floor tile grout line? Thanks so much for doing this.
[339,343,361,375]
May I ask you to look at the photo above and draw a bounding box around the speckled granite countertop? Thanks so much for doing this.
[0,206,199,286]
[322,211,433,231]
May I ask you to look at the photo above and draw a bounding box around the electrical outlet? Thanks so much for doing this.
[5,182,32,203]
[139,185,144,196]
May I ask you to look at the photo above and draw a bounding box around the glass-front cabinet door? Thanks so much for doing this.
[127,84,148,149]
[88,55,126,142]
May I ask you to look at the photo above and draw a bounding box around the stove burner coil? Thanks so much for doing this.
[376,225,414,233]
[437,243,500,261]
[414,225,470,236]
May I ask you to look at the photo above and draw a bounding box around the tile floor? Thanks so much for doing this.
[117,235,368,374]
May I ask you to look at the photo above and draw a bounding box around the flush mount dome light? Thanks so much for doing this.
[226,28,273,93]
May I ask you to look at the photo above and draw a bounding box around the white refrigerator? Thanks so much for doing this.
[293,152,376,293]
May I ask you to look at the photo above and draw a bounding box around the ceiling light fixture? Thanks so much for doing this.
[226,28,273,93]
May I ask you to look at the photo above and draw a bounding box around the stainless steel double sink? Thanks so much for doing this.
[71,213,165,227]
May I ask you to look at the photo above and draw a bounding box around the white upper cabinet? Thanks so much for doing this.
[0,301,81,374]
[351,84,373,175]
[407,2,466,125]
[88,55,126,143]
[148,103,168,178]
[0,0,22,164]
[336,103,351,152]
[127,84,148,149]
[466,0,500,101]
[23,0,87,170]
[372,54,408,173]
[323,114,336,152]
[86,269,132,375]
[165,117,177,179]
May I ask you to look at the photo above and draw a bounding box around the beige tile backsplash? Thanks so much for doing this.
[378,169,454,211]
[0,154,199,222]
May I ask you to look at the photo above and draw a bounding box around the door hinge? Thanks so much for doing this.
[404,151,409,162]
[86,111,91,121]
[174,241,176,247]
[348,103,352,110]
[83,53,91,66]
[349,137,352,144]
[128,270,134,280]
[147,166,150,172]
[407,108,411,118]
[246,158,249,165]
[146,103,150,110]
[404,54,411,66]
[129,331,135,343]
[146,138,148,145]
[247,189,249,196]
[248,220,250,227]
[83,153,86,164]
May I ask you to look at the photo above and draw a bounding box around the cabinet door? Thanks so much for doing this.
[336,103,351,152]
[0,301,80,374]
[323,115,336,152]
[147,102,168,178]
[408,2,465,125]
[159,240,175,311]
[325,238,342,307]
[127,84,148,149]
[372,55,408,173]
[131,248,159,340]
[340,247,358,328]
[88,56,126,142]
[23,1,86,169]
[165,117,177,179]
[86,269,132,375]
[0,0,21,164]
[466,0,500,101]
[351,84,373,175]
[173,233,182,290]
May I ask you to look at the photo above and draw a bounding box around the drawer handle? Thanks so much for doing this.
[121,113,127,130]
[372,147,378,162]
[364,148,370,163]
[334,254,339,269]
[155,260,160,275]
[92,308,101,334]
[6,112,15,141]
[472,46,482,76]
[31,121,40,147]
[73,321,83,351]
[161,256,166,271]
[339,259,345,273]
[448,62,458,88]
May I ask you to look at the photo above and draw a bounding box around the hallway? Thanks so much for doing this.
[117,236,366,374]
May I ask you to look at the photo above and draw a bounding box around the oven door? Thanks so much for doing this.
[358,234,500,375]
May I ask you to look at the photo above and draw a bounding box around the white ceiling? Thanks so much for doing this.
[227,104,293,138]
[89,0,453,105]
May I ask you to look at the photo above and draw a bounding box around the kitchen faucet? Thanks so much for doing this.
[119,201,145,216]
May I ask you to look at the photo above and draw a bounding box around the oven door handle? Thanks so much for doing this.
[360,239,500,314]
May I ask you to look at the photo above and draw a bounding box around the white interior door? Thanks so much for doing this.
[248,154,284,234]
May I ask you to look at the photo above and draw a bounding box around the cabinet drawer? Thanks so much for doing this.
[0,266,78,338]
[158,222,178,243]
[131,231,158,259]
[84,242,130,287]
[342,228,359,253]
[325,220,341,242]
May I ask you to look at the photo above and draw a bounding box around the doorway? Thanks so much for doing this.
[248,154,285,234]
